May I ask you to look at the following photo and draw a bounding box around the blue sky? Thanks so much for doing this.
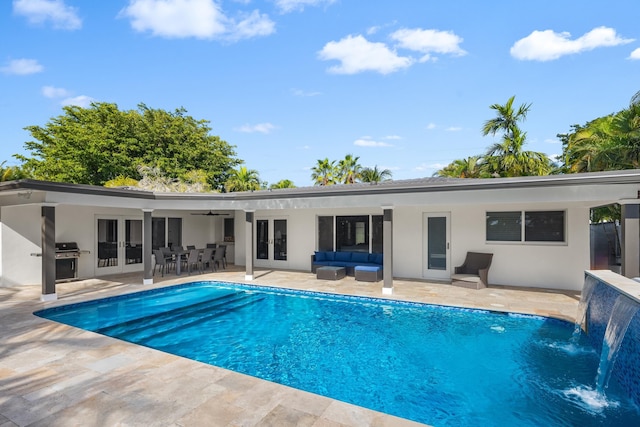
[2,0,639,186]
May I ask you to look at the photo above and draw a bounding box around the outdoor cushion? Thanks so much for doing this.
[325,251,335,261]
[372,253,383,265]
[351,252,370,263]
[355,265,381,272]
[314,251,326,262]
[335,251,352,262]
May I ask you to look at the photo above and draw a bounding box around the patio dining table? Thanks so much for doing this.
[172,248,212,275]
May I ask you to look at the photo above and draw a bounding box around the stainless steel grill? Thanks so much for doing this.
[55,242,80,280]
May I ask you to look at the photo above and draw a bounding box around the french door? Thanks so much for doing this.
[423,212,451,281]
[96,215,144,275]
[255,217,288,268]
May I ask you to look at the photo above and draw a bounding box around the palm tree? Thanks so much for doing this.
[482,96,552,177]
[224,166,261,192]
[360,165,393,182]
[310,158,337,186]
[561,103,640,172]
[337,154,362,184]
[436,156,486,178]
[269,179,296,189]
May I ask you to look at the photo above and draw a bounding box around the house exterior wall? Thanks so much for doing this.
[245,202,590,291]
[1,205,42,287]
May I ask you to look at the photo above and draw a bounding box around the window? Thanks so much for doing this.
[525,211,565,242]
[318,215,383,253]
[224,218,235,242]
[152,217,165,249]
[486,211,521,242]
[167,217,182,249]
[486,211,565,243]
[336,216,369,252]
[318,216,334,251]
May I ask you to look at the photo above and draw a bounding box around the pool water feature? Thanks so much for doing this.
[35,282,640,426]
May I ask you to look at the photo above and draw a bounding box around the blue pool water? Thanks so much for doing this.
[35,282,640,426]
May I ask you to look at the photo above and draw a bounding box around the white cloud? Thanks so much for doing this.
[42,85,70,98]
[229,10,275,41]
[275,0,336,13]
[629,48,640,60]
[120,0,226,39]
[354,137,393,147]
[384,135,402,140]
[120,0,275,41]
[13,0,82,30]
[445,126,462,132]
[291,88,321,97]
[391,28,466,62]
[545,138,561,144]
[0,58,43,75]
[61,95,94,107]
[236,122,277,133]
[415,162,444,172]
[510,26,634,61]
[318,34,413,75]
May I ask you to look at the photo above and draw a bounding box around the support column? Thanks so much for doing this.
[621,204,640,278]
[41,206,57,301]
[143,209,153,285]
[245,210,255,280]
[382,206,394,294]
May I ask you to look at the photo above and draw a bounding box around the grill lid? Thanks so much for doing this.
[55,242,80,252]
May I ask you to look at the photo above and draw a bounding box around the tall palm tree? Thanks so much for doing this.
[482,95,531,140]
[310,158,337,186]
[337,154,362,184]
[360,165,393,182]
[224,166,261,192]
[482,96,552,177]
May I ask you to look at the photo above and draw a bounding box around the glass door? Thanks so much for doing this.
[96,216,144,275]
[423,212,451,281]
[255,217,288,268]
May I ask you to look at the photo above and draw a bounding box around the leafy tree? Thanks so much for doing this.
[311,158,337,186]
[104,175,139,188]
[360,165,392,182]
[269,179,296,189]
[16,102,241,190]
[224,166,261,192]
[560,103,640,172]
[0,161,30,181]
[337,154,362,184]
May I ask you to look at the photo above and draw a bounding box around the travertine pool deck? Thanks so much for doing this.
[0,268,580,426]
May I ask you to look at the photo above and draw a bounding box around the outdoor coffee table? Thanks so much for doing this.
[316,266,346,280]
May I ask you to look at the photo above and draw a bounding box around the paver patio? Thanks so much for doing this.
[0,267,580,426]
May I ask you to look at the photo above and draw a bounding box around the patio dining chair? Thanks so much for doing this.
[200,247,215,272]
[213,245,226,270]
[185,249,202,275]
[153,249,173,276]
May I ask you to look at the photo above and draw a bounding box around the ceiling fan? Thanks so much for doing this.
[190,210,230,216]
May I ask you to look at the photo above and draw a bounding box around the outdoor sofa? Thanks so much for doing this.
[311,251,383,276]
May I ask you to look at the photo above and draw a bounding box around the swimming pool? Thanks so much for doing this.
[35,281,640,426]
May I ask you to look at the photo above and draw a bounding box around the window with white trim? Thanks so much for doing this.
[486,210,565,243]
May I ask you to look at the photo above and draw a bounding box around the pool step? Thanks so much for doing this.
[99,293,263,342]
[96,292,251,337]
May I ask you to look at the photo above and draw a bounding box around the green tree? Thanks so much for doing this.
[0,161,30,181]
[311,158,337,186]
[224,166,261,192]
[436,156,486,178]
[360,165,392,182]
[269,179,296,189]
[481,96,552,177]
[16,102,241,190]
[560,103,640,172]
[337,154,362,184]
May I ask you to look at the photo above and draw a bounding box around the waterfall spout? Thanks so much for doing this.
[595,295,640,392]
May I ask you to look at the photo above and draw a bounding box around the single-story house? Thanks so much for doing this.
[1,170,640,300]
